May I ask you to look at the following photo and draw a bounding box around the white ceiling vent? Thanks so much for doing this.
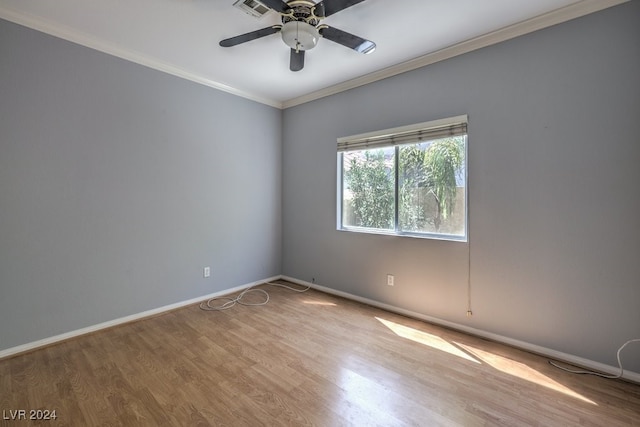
[233,0,271,18]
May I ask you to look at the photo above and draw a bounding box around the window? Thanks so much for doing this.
[337,116,467,241]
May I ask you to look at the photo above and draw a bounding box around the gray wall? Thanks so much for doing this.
[0,19,282,351]
[282,2,640,372]
[2,3,639,373]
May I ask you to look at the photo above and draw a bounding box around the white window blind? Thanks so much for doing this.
[337,115,468,152]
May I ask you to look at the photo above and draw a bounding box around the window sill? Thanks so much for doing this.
[337,227,467,242]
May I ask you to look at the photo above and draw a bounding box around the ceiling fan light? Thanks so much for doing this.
[281,21,320,51]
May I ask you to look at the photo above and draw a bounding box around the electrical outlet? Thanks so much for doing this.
[387,274,394,286]
[203,267,211,278]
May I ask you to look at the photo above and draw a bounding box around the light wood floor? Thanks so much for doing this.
[1,281,639,426]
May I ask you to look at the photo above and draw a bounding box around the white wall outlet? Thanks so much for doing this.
[203,267,211,278]
[387,274,394,286]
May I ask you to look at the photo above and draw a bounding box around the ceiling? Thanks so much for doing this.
[0,0,625,108]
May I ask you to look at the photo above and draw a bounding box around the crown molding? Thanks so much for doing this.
[0,7,284,109]
[281,0,628,109]
[1,0,628,110]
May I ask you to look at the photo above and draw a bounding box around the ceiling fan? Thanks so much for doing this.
[220,0,376,72]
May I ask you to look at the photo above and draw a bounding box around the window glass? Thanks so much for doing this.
[342,147,395,231]
[398,136,466,236]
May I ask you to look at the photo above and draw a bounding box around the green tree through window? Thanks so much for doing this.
[343,148,394,229]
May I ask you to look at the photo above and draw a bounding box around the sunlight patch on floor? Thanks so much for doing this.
[376,317,480,364]
[455,343,598,405]
[337,367,407,425]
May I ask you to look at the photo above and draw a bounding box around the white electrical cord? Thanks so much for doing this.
[199,281,310,311]
[549,338,640,379]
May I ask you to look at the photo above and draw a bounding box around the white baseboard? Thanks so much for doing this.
[0,275,281,360]
[282,275,640,384]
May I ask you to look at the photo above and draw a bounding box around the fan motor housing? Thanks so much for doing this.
[281,0,320,26]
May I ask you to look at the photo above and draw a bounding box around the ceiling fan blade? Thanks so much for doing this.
[319,26,376,54]
[258,0,290,13]
[219,26,281,47]
[290,49,305,72]
[314,0,367,17]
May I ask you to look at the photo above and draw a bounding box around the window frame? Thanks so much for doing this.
[336,115,468,242]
